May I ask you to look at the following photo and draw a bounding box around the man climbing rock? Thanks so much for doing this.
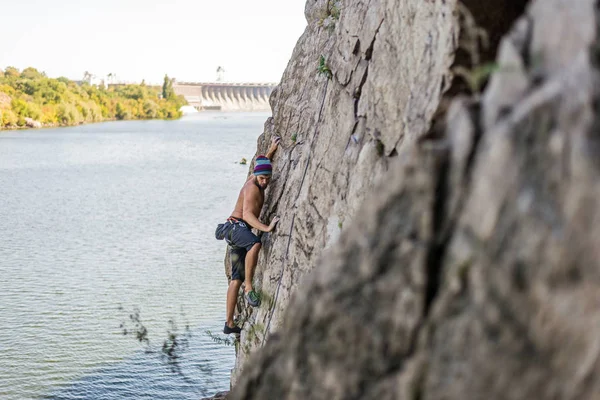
[216,137,281,335]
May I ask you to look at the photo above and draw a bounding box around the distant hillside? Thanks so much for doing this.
[0,67,186,130]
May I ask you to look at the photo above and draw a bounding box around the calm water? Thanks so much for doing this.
[0,113,269,399]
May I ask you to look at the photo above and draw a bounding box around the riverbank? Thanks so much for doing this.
[0,116,128,132]
[0,67,186,131]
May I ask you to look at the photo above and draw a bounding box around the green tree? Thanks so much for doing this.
[115,102,130,120]
[1,109,18,127]
[143,100,158,118]
[21,67,43,79]
[11,98,42,120]
[56,103,82,124]
[5,66,20,78]
[162,74,175,100]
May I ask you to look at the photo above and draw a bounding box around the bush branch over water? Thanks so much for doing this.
[0,67,187,129]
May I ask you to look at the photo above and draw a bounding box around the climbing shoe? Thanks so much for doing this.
[223,323,242,335]
[245,290,261,307]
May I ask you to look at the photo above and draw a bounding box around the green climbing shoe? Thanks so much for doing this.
[245,290,261,307]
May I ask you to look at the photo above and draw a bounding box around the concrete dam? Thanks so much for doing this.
[173,82,276,111]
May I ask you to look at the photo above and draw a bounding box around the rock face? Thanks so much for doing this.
[226,0,600,398]
[230,0,465,381]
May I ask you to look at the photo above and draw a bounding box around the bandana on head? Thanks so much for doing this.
[254,156,272,176]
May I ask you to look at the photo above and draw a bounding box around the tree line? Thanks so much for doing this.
[0,67,187,129]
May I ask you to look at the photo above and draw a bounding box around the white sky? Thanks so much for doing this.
[0,0,307,84]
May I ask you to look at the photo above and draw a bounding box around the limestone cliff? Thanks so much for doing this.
[223,0,600,398]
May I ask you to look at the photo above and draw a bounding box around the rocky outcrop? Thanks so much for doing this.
[24,117,42,128]
[201,391,228,400]
[226,0,600,398]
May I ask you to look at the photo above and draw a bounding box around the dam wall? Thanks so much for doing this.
[173,82,275,111]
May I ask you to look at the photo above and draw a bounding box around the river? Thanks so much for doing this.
[0,112,268,399]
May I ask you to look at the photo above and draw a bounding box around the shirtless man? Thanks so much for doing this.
[220,137,281,334]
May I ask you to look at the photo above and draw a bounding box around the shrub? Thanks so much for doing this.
[1,109,18,127]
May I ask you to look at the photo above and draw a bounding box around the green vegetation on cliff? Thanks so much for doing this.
[0,67,187,129]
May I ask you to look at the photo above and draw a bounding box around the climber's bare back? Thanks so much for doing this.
[230,176,264,222]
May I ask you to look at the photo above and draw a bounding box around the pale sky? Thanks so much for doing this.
[0,0,307,84]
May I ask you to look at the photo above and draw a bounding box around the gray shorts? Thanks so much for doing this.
[220,219,261,281]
